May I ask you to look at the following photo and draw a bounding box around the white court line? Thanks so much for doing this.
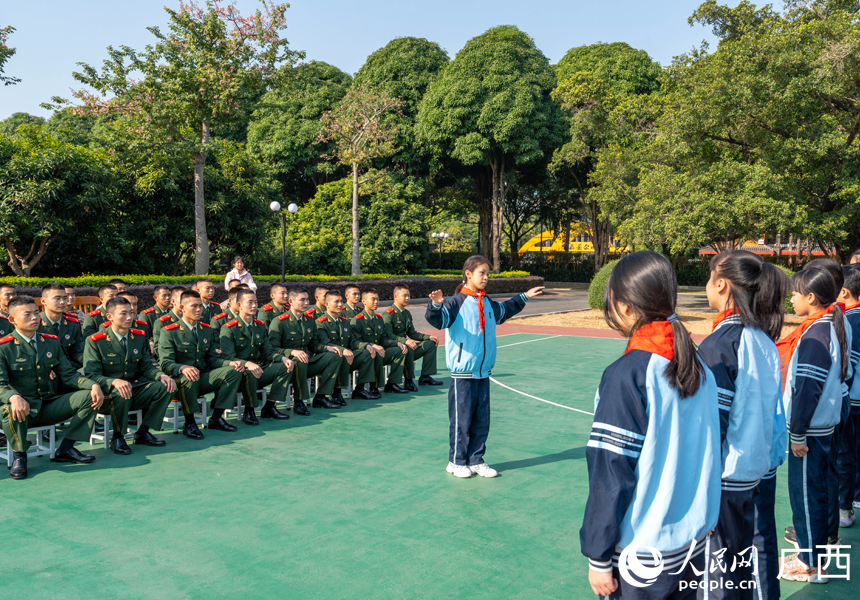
[489,377,595,416]
[497,335,562,348]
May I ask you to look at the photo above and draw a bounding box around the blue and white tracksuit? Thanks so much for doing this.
[580,348,721,597]
[697,316,782,599]
[837,306,860,513]
[425,291,528,466]
[784,314,843,568]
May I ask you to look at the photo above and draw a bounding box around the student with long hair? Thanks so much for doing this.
[425,255,544,479]
[697,251,788,599]
[776,267,848,583]
[580,251,721,597]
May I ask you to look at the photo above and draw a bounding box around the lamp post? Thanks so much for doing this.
[270,201,299,282]
[431,232,449,268]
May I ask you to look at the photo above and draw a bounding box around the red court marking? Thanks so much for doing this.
[420,325,707,345]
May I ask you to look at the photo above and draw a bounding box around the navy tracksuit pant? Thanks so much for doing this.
[837,413,858,509]
[698,488,756,599]
[448,376,490,466]
[752,473,779,600]
[788,434,832,568]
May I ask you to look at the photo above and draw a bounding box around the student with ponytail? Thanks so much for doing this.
[697,250,788,599]
[580,251,721,598]
[776,267,848,583]
[425,255,543,479]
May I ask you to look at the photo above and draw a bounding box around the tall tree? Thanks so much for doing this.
[247,60,351,203]
[0,25,19,86]
[416,25,565,272]
[317,86,403,275]
[51,0,302,274]
[0,112,46,135]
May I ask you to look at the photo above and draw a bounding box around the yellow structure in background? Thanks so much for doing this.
[517,230,629,256]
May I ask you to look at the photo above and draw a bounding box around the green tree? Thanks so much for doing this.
[555,42,662,96]
[0,112,46,135]
[53,0,303,274]
[0,25,19,86]
[44,108,96,146]
[416,25,566,272]
[247,61,351,203]
[0,127,114,276]
[317,85,404,275]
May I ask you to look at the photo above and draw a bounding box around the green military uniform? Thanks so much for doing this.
[83,326,172,435]
[304,306,325,321]
[314,312,374,388]
[210,308,237,330]
[158,320,241,414]
[381,305,438,381]
[0,315,11,338]
[257,302,289,328]
[351,309,406,387]
[219,317,290,409]
[38,313,85,370]
[200,302,220,326]
[138,305,170,334]
[0,331,99,452]
[341,303,364,320]
[269,311,340,401]
[151,311,180,357]
[82,307,108,337]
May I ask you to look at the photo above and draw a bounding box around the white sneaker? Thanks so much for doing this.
[469,463,498,478]
[446,462,472,478]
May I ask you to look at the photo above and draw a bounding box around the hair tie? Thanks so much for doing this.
[667,313,679,323]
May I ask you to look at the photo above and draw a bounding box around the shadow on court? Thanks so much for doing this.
[493,446,586,472]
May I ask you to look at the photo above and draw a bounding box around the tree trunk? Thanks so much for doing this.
[474,170,492,260]
[489,156,505,274]
[775,233,781,259]
[193,120,210,275]
[351,161,361,275]
[788,234,795,269]
[3,236,54,277]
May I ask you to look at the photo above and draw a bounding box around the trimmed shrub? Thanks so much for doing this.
[777,265,795,315]
[588,259,620,310]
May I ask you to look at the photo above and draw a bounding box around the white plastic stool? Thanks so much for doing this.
[90,410,143,448]
[164,398,209,433]
[0,424,56,465]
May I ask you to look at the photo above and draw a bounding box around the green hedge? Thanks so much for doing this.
[588,259,620,309]
[0,271,533,288]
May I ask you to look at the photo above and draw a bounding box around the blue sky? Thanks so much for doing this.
[0,0,720,120]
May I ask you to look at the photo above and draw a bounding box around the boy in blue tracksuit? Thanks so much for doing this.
[837,267,860,528]
[425,255,543,479]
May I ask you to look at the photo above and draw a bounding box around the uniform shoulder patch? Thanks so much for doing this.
[386,307,395,313]
[225,320,238,328]
[89,332,107,341]
[262,304,273,311]
[0,335,13,344]
[199,322,212,329]
[375,313,382,318]
[134,319,148,326]
[0,315,9,321]
[340,316,348,321]
[305,310,315,318]
[130,329,145,336]
[213,312,227,320]
[65,316,80,323]
[164,323,180,331]
[101,321,112,328]
[254,319,264,325]
[142,307,156,314]
[158,314,173,322]
[317,316,327,323]
[356,313,364,319]
[39,333,59,340]
[277,313,291,321]
[88,310,101,317]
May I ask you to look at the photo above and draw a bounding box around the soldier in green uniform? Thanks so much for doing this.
[382,284,442,390]
[0,283,17,318]
[37,283,85,370]
[0,296,105,479]
[351,289,408,396]
[219,289,294,425]
[211,286,242,329]
[64,286,87,325]
[258,282,290,326]
[193,278,220,325]
[315,290,376,402]
[82,284,118,337]
[304,286,329,320]
[139,285,171,329]
[158,290,244,439]
[83,297,175,454]
[341,284,364,320]
[269,288,342,415]
[116,291,152,340]
[151,286,186,355]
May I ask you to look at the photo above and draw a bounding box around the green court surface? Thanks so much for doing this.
[1,333,856,599]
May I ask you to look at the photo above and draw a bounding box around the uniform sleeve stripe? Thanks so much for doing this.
[589,432,643,450]
[588,559,613,573]
[795,371,827,383]
[587,439,641,458]
[498,303,506,322]
[796,363,829,376]
[441,307,450,329]
[520,293,529,303]
[717,387,735,398]
[591,422,645,441]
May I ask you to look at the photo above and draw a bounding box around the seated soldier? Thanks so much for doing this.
[351,289,408,396]
[0,283,17,318]
[116,291,152,339]
[108,279,128,294]
[139,285,172,326]
[64,286,87,325]
[315,290,376,404]
[0,296,105,479]
[192,278,220,324]
[82,284,118,337]
[305,286,329,320]
[382,284,442,390]
[158,290,244,439]
[84,297,176,454]
[211,285,244,329]
[220,279,243,311]
[269,288,342,416]
[219,289,294,425]
[258,282,290,326]
[38,283,85,370]
[341,284,364,320]
[151,286,186,355]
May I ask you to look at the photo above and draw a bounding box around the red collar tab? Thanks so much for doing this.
[625,321,675,361]
[712,308,740,332]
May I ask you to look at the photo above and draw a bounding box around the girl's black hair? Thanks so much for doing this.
[603,251,703,398]
[804,258,843,297]
[791,267,849,381]
[232,255,244,267]
[709,250,789,342]
[455,255,492,295]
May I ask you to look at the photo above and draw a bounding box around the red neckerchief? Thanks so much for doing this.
[712,308,741,332]
[847,300,860,311]
[625,320,674,361]
[776,305,836,390]
[460,287,486,332]
[837,302,846,313]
